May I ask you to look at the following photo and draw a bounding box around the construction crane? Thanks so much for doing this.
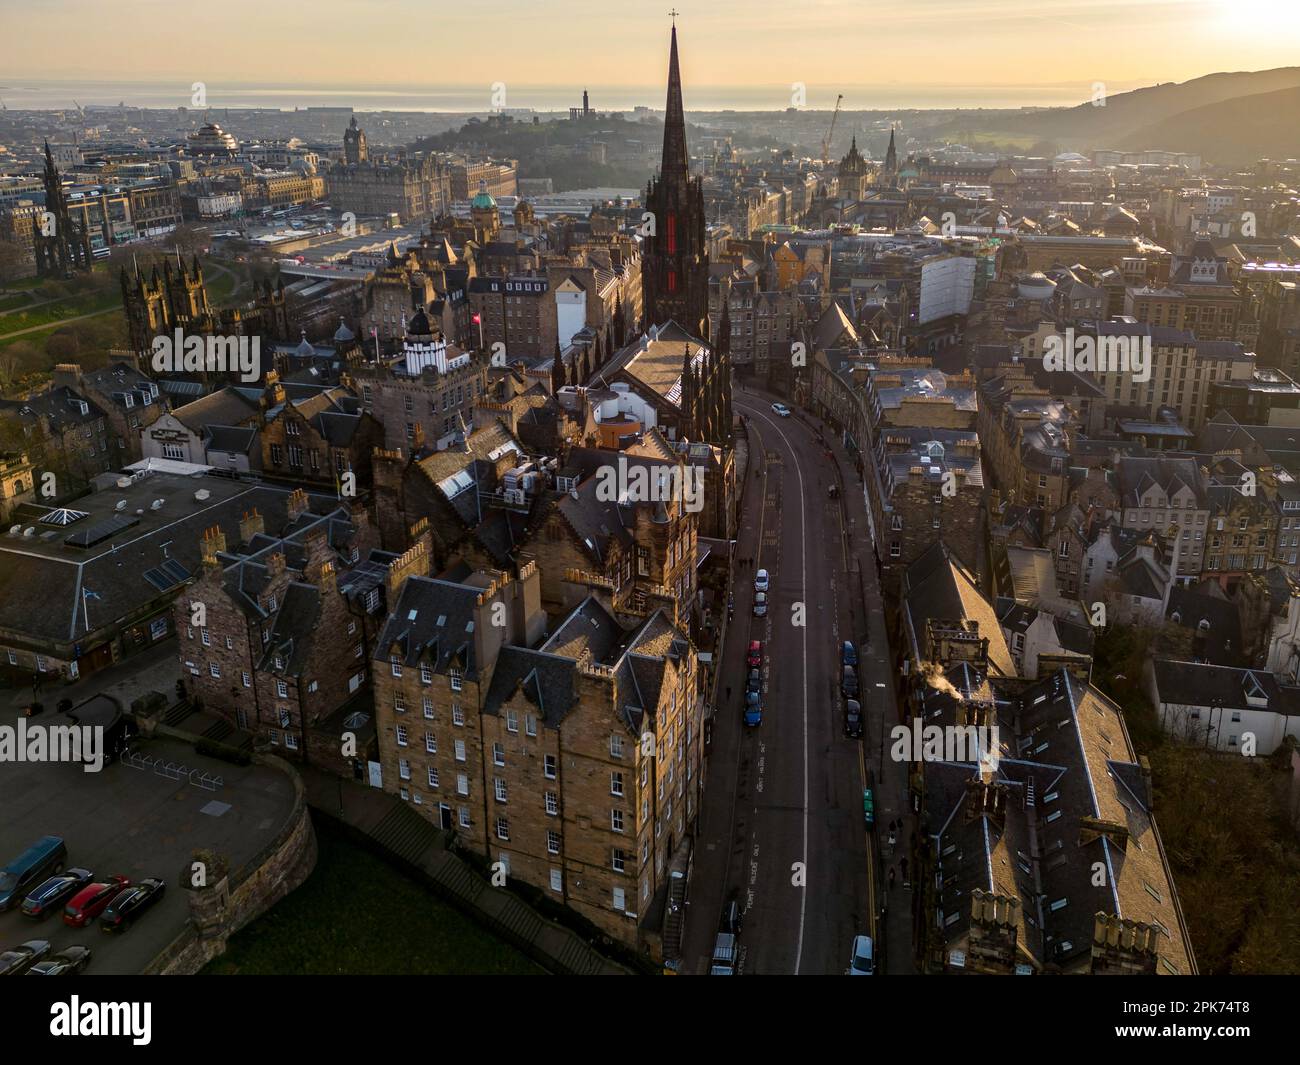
[820,94,843,167]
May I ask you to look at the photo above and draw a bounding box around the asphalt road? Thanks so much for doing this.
[682,389,878,975]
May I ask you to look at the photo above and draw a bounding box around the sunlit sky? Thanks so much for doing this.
[2,0,1299,110]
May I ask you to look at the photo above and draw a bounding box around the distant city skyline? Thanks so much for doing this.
[2,0,1298,111]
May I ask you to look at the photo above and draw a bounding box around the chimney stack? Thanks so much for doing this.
[287,487,309,522]
[200,525,227,566]
[239,508,265,543]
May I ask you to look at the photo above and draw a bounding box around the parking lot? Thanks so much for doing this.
[0,725,297,975]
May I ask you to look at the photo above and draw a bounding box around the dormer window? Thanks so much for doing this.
[390,655,403,677]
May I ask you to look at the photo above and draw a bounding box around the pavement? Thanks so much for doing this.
[4,639,180,716]
[681,382,915,974]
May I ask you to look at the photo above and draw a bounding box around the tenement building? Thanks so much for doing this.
[371,563,700,957]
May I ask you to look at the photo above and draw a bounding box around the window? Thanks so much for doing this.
[420,663,432,684]
[285,733,298,750]
[544,754,557,779]
[200,629,210,646]
[612,887,626,912]
[398,758,411,781]
[449,667,462,691]
[457,773,469,796]
[496,817,509,841]
[493,742,505,766]
[610,734,624,759]
[549,868,562,893]
[452,704,465,726]
[506,709,518,733]
[390,655,402,677]
[545,791,558,816]
[394,691,406,714]
[612,848,626,873]
[425,732,436,754]
[459,806,471,828]
[611,808,624,833]
[395,724,408,747]
[454,739,466,762]
[209,662,221,678]
[525,714,537,737]
[547,831,561,856]
[611,771,624,797]
[277,679,288,698]
[494,778,508,803]
[423,696,434,718]
[241,671,251,688]
[278,708,291,728]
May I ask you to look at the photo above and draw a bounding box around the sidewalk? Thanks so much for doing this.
[3,638,180,716]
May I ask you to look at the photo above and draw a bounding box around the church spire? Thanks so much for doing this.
[661,24,689,180]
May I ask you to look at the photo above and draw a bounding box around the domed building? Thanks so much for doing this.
[470,180,500,241]
[188,121,239,157]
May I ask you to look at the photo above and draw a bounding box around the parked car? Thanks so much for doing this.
[0,837,67,912]
[746,668,761,694]
[100,878,166,933]
[842,640,857,667]
[747,640,763,668]
[744,691,762,726]
[841,663,858,698]
[771,402,791,417]
[844,698,863,738]
[721,897,743,937]
[754,568,769,593]
[711,932,738,974]
[64,877,130,929]
[862,773,875,827]
[21,868,94,920]
[848,934,875,975]
[28,945,91,976]
[0,940,51,976]
[753,591,768,617]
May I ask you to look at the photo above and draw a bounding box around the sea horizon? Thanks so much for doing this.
[0,78,1149,113]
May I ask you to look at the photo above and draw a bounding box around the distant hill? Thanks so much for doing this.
[928,67,1300,159]
[1117,84,1300,164]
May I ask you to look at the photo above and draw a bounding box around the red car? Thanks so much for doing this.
[747,640,763,668]
[63,877,130,929]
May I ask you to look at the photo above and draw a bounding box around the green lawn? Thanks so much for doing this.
[201,820,544,976]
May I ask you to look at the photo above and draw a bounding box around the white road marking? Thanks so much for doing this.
[741,399,811,974]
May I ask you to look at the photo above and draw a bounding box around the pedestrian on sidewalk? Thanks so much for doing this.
[887,829,896,852]
[888,866,896,890]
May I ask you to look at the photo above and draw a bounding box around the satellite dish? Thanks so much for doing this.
[115,500,127,511]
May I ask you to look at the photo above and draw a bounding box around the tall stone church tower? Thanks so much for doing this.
[34,141,92,279]
[641,23,709,340]
[344,116,368,165]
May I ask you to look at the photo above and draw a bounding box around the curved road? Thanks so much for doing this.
[683,387,882,974]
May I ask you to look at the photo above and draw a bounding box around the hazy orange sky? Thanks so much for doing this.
[4,0,1299,107]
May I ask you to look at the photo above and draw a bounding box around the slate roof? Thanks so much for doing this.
[925,669,1196,975]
